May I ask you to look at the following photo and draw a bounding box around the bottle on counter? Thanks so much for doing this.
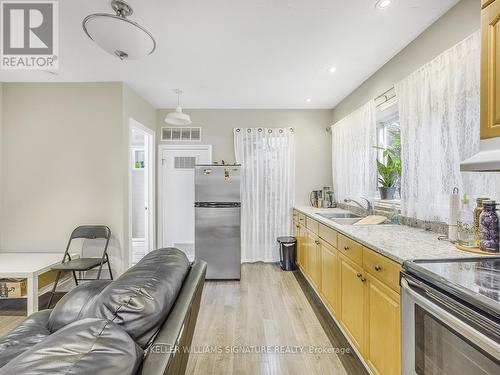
[390,205,399,224]
[457,193,475,248]
[479,200,500,253]
[474,197,489,247]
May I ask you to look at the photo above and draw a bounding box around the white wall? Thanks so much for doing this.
[0,83,3,247]
[157,109,332,205]
[331,0,480,123]
[0,82,156,275]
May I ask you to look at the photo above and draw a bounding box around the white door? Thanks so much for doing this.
[159,145,212,260]
[129,120,155,268]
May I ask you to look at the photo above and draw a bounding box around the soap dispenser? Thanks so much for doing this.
[457,193,475,248]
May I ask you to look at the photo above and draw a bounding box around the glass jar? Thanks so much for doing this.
[474,197,489,247]
[457,194,475,248]
[479,200,499,253]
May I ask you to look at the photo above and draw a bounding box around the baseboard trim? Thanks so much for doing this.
[294,267,371,375]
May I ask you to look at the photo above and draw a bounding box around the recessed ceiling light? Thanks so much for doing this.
[375,0,392,9]
[328,66,337,73]
[306,98,312,103]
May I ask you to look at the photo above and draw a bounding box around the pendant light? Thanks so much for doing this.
[83,0,156,60]
[165,89,192,126]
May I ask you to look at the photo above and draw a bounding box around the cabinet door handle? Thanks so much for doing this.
[374,265,382,272]
[315,240,321,245]
[296,225,300,228]
[356,273,366,282]
[344,246,349,251]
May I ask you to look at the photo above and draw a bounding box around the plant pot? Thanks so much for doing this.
[379,187,396,200]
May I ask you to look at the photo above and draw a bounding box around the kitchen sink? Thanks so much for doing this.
[329,217,363,225]
[315,212,390,225]
[315,212,362,220]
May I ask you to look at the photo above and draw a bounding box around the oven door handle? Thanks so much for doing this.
[401,277,500,359]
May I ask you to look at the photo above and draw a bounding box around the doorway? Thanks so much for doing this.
[158,145,212,261]
[129,119,155,267]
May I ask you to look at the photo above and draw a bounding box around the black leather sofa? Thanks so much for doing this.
[0,248,207,375]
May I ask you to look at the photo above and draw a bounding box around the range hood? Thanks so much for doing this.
[460,137,500,172]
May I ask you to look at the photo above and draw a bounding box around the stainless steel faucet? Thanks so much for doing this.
[344,197,373,216]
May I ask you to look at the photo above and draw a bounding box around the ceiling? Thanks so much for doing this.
[0,0,459,109]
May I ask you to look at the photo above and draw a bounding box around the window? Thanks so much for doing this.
[375,97,401,201]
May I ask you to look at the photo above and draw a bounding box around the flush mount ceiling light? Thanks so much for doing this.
[165,89,192,126]
[82,0,156,60]
[328,66,337,73]
[375,0,392,9]
[306,98,312,103]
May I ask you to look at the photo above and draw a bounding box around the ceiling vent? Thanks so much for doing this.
[161,127,201,142]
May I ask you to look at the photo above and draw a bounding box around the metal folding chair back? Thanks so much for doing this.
[47,225,113,308]
[70,225,111,241]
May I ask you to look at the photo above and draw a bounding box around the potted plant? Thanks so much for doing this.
[376,157,398,199]
[374,130,401,200]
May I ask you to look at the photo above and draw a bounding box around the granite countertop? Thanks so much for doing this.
[294,206,494,264]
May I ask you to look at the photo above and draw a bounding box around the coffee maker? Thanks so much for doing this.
[310,187,336,208]
[324,190,336,208]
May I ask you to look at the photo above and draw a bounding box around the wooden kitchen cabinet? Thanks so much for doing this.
[365,273,401,375]
[363,247,401,293]
[320,239,338,316]
[480,0,500,139]
[295,211,402,375]
[337,233,363,265]
[483,0,496,9]
[299,224,308,272]
[306,216,319,234]
[319,223,337,248]
[294,222,301,267]
[307,230,322,290]
[339,254,365,353]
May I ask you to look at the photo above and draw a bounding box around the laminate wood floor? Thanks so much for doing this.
[0,264,367,375]
[0,316,24,337]
[186,263,366,375]
[0,292,65,337]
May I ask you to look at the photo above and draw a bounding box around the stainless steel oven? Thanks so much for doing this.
[401,274,500,375]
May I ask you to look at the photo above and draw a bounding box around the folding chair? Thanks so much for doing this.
[46,225,113,308]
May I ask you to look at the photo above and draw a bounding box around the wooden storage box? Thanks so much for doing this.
[0,278,27,298]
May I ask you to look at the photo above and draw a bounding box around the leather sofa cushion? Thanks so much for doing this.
[86,248,190,348]
[0,310,51,368]
[48,279,111,332]
[0,318,143,375]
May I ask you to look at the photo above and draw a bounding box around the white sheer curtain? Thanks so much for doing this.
[331,101,377,203]
[234,127,295,263]
[396,31,500,222]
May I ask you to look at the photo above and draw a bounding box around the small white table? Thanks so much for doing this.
[0,252,78,315]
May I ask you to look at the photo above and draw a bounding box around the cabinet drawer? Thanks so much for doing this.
[482,0,495,9]
[337,234,363,265]
[306,217,319,234]
[363,248,401,293]
[319,223,337,248]
[298,213,306,225]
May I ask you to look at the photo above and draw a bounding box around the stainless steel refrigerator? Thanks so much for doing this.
[195,164,241,280]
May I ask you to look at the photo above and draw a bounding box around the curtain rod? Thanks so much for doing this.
[374,86,396,107]
[327,86,397,134]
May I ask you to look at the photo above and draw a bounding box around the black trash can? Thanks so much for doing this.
[277,236,297,271]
